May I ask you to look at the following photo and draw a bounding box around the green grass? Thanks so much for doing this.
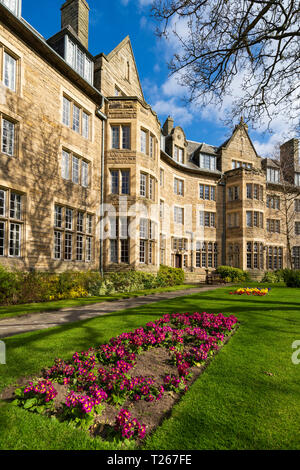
[0,284,196,320]
[0,284,299,450]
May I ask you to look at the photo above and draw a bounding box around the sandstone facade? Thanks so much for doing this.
[0,0,299,280]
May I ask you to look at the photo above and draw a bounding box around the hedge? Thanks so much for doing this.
[0,264,185,306]
[216,266,251,283]
[282,269,300,287]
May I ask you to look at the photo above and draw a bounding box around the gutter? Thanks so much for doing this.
[96,104,107,277]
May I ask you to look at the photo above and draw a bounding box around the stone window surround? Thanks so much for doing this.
[0,186,24,258]
[110,123,131,150]
[0,113,18,157]
[139,171,156,201]
[199,183,216,201]
[61,148,90,188]
[109,168,130,195]
[140,127,157,158]
[62,93,91,140]
[109,216,130,264]
[174,176,184,196]
[53,204,93,262]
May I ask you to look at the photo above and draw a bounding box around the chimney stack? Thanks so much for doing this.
[163,116,174,136]
[61,0,90,50]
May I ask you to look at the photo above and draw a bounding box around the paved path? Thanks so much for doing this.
[0,285,224,339]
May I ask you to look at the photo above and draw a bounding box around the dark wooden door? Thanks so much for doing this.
[175,254,182,268]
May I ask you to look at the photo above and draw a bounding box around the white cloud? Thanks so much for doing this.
[162,72,187,98]
[120,0,152,7]
[151,97,193,125]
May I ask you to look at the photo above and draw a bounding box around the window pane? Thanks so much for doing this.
[111,170,119,194]
[54,231,62,259]
[64,232,72,260]
[110,239,118,263]
[76,234,83,261]
[62,150,70,180]
[77,212,84,232]
[121,170,130,195]
[140,173,146,197]
[121,239,129,263]
[9,222,21,257]
[66,36,76,68]
[54,205,62,228]
[0,221,5,256]
[86,236,92,262]
[72,105,80,133]
[86,214,92,234]
[2,119,15,156]
[4,52,16,91]
[139,239,146,263]
[65,208,73,230]
[111,126,120,149]
[63,97,71,126]
[141,130,147,154]
[10,192,21,220]
[72,156,79,184]
[76,47,84,77]
[0,190,6,217]
[140,218,148,239]
[81,161,88,188]
[122,126,130,149]
[82,112,89,139]
[84,56,92,83]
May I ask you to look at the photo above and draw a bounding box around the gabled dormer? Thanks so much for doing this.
[162,117,188,165]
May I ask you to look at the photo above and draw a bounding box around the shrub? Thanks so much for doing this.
[261,271,283,283]
[0,265,186,306]
[282,269,300,287]
[156,265,185,287]
[216,266,251,282]
[0,265,19,304]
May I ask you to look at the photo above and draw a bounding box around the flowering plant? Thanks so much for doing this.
[62,385,107,429]
[230,287,270,296]
[114,409,146,440]
[16,310,238,440]
[163,374,188,393]
[13,379,57,414]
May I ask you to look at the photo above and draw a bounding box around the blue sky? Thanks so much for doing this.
[21,0,294,156]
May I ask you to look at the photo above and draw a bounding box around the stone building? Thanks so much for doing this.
[0,0,299,281]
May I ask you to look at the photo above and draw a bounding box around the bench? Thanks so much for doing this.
[206,272,227,285]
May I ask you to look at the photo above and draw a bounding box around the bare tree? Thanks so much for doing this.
[152,0,300,129]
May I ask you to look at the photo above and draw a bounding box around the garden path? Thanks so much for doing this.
[0,285,226,339]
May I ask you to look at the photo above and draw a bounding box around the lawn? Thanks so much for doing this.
[0,284,299,450]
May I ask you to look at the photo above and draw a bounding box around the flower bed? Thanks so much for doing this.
[230,287,270,296]
[11,311,238,445]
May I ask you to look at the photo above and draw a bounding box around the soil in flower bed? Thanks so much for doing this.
[2,312,238,445]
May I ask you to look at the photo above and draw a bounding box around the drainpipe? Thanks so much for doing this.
[96,100,107,277]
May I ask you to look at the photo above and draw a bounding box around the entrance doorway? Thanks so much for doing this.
[175,254,182,268]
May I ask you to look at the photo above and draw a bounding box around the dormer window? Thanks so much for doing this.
[174,145,184,164]
[199,153,216,171]
[65,36,93,84]
[267,167,280,183]
[1,0,21,17]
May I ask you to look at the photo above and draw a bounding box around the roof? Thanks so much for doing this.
[0,4,105,107]
[261,158,281,168]
[161,150,222,177]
